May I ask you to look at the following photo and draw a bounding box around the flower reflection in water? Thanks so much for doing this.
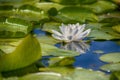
[60,41,90,54]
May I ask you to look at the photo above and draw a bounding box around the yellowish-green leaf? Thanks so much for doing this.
[112,25,120,33]
[0,34,41,72]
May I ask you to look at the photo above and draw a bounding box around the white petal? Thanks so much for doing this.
[52,30,62,36]
[73,24,86,39]
[59,23,66,34]
[52,34,63,40]
[77,24,86,32]
[76,29,91,40]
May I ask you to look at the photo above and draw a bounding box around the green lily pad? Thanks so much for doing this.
[50,0,97,5]
[2,72,62,80]
[0,5,48,21]
[0,73,2,80]
[77,0,97,4]
[84,1,118,13]
[36,35,60,45]
[0,18,32,38]
[19,72,62,80]
[0,34,41,72]
[51,7,98,23]
[112,25,120,33]
[50,0,77,5]
[0,0,39,6]
[3,77,18,80]
[14,5,49,21]
[34,2,64,12]
[99,15,120,24]
[40,43,79,57]
[100,53,120,63]
[49,57,75,67]
[0,5,15,17]
[88,30,114,40]
[39,67,109,80]
[110,71,120,80]
[2,64,38,77]
[100,63,120,72]
[42,22,61,33]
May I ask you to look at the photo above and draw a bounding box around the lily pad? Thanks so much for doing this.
[50,0,77,5]
[50,0,97,5]
[100,53,120,63]
[110,71,120,80]
[39,67,109,80]
[100,63,120,72]
[112,25,120,33]
[0,5,15,17]
[49,57,75,67]
[0,0,39,6]
[36,35,60,45]
[84,1,118,13]
[0,5,48,21]
[0,73,2,80]
[40,43,79,57]
[88,30,114,40]
[0,34,41,72]
[34,2,64,12]
[42,22,61,33]
[14,5,49,21]
[51,7,98,23]
[0,18,32,38]
[19,72,62,80]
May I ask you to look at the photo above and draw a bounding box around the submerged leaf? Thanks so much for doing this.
[0,34,41,72]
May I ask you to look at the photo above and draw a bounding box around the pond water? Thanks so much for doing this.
[34,29,120,72]
[74,41,120,71]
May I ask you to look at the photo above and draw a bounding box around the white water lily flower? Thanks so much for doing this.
[52,23,91,43]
